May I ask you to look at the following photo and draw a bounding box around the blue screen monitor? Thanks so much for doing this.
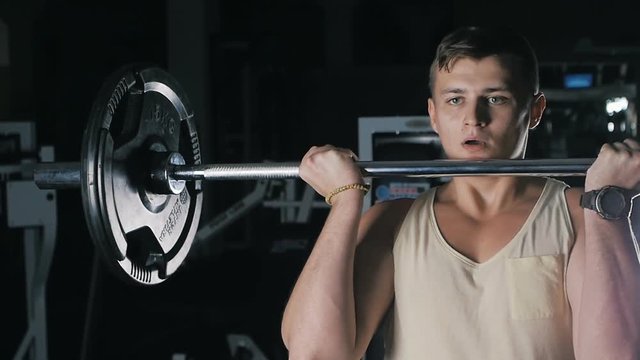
[564,73,593,89]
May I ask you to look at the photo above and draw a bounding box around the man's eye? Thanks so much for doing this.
[447,97,461,105]
[488,96,506,104]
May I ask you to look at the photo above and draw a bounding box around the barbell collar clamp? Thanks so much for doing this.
[148,151,187,195]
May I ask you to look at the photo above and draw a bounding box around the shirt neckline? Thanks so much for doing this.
[428,177,552,268]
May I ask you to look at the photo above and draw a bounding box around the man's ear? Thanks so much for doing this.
[428,98,439,134]
[529,92,546,130]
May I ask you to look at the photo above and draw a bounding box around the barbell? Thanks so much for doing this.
[28,65,597,286]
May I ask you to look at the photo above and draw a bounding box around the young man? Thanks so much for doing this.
[281,26,640,359]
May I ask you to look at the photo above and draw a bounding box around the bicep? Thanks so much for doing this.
[352,199,412,356]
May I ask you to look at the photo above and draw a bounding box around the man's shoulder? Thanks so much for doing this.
[561,183,584,208]
[558,183,585,239]
[363,197,417,230]
[368,197,416,216]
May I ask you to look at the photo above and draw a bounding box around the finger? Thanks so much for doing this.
[610,141,633,155]
[623,138,640,151]
[599,143,611,153]
[303,144,334,159]
[344,149,359,161]
[331,147,358,160]
[302,146,320,160]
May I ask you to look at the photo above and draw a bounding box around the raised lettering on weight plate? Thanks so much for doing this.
[151,103,176,135]
[159,191,188,243]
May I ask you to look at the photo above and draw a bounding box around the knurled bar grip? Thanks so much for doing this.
[32,162,82,189]
[171,158,593,180]
[33,158,595,189]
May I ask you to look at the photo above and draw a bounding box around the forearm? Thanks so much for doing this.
[282,193,363,359]
[576,213,640,359]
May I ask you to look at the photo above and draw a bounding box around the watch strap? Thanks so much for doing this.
[580,188,598,212]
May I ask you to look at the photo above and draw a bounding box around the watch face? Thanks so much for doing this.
[598,187,627,219]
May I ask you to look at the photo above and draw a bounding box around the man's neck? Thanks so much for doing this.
[437,176,545,218]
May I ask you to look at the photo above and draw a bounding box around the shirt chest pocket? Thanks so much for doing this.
[506,255,566,320]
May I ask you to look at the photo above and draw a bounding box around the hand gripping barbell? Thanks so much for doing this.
[29,65,596,286]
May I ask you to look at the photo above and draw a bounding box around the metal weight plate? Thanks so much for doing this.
[81,65,203,285]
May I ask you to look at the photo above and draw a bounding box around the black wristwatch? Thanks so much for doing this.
[580,185,638,220]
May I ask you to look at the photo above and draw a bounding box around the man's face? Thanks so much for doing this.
[428,56,537,160]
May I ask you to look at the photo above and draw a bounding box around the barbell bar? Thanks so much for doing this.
[34,157,595,191]
[20,64,599,287]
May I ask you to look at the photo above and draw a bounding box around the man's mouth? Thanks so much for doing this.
[463,138,485,146]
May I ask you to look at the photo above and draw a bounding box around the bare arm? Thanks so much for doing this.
[566,139,640,360]
[281,145,409,360]
[281,189,364,359]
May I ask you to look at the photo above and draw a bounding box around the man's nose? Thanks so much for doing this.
[464,101,489,127]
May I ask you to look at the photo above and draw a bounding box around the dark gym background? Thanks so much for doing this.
[2,0,640,359]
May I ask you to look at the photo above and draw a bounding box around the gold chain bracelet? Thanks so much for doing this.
[325,183,371,206]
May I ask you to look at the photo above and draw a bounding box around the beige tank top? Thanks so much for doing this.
[384,178,575,360]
